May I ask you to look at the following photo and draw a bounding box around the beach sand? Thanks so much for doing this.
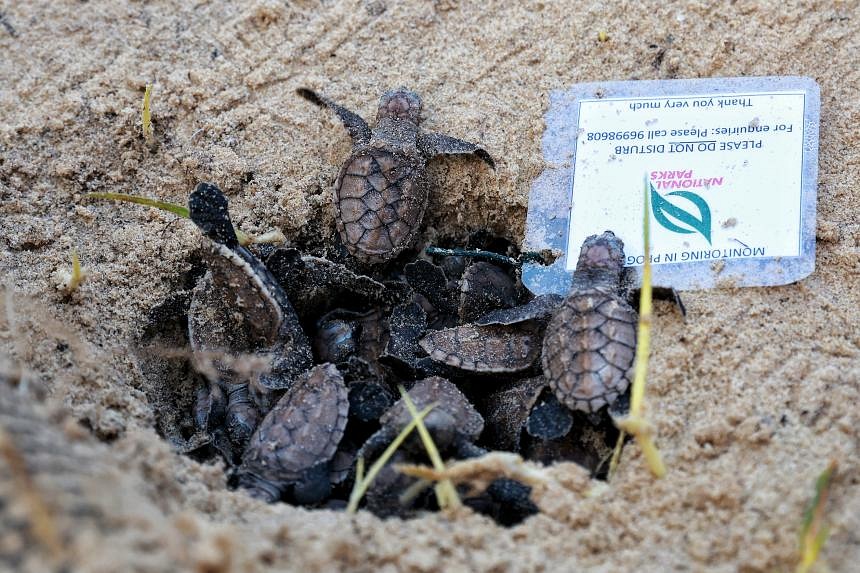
[1,1,859,571]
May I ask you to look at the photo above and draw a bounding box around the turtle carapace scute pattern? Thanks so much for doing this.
[237,363,349,503]
[298,86,495,262]
[541,231,638,413]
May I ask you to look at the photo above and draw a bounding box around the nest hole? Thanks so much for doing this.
[136,230,629,528]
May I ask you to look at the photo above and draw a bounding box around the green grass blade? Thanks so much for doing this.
[86,192,189,219]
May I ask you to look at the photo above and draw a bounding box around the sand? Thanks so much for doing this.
[1,0,859,571]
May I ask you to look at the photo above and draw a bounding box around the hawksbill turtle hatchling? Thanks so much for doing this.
[421,231,640,414]
[237,363,349,504]
[298,86,495,262]
[185,182,313,454]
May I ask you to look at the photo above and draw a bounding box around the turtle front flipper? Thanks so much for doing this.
[453,438,488,459]
[417,131,495,169]
[189,182,239,247]
[633,286,687,317]
[224,383,260,453]
[525,392,573,441]
[292,462,333,505]
[297,88,371,145]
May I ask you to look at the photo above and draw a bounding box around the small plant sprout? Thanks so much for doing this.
[86,192,284,247]
[141,84,154,144]
[345,404,434,514]
[54,250,86,294]
[610,175,666,479]
[398,386,462,510]
[797,459,837,573]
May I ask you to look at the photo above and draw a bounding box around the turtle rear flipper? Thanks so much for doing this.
[453,438,488,459]
[380,302,428,375]
[237,470,283,503]
[224,383,260,452]
[475,294,563,326]
[257,317,318,390]
[418,131,495,169]
[297,88,371,145]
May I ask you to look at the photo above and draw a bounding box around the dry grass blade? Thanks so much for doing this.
[354,455,365,485]
[398,386,461,509]
[0,426,65,562]
[67,250,85,292]
[396,451,550,492]
[345,405,434,514]
[142,84,154,143]
[607,430,625,480]
[611,174,665,478]
[797,459,837,573]
[397,478,433,506]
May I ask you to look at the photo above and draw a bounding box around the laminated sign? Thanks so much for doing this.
[523,76,820,294]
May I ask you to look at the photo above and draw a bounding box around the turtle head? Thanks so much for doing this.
[573,231,626,286]
[377,87,422,124]
[577,231,625,271]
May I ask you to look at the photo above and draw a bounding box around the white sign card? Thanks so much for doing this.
[523,76,820,294]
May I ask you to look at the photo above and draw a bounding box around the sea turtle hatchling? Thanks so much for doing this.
[421,231,638,414]
[298,86,496,262]
[186,183,313,452]
[357,377,485,461]
[237,363,349,504]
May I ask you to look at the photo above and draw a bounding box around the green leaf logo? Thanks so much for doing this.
[650,183,712,244]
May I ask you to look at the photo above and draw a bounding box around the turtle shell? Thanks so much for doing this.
[458,262,517,323]
[381,377,484,442]
[188,239,312,388]
[238,364,348,496]
[334,148,427,262]
[419,324,541,373]
[541,289,637,413]
[479,377,546,451]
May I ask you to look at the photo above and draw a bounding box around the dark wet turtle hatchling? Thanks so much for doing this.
[298,86,495,262]
[421,231,638,414]
[237,363,349,504]
[358,377,485,460]
[186,183,313,451]
[264,246,395,321]
[458,261,518,323]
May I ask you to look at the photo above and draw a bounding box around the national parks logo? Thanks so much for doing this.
[649,170,723,245]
